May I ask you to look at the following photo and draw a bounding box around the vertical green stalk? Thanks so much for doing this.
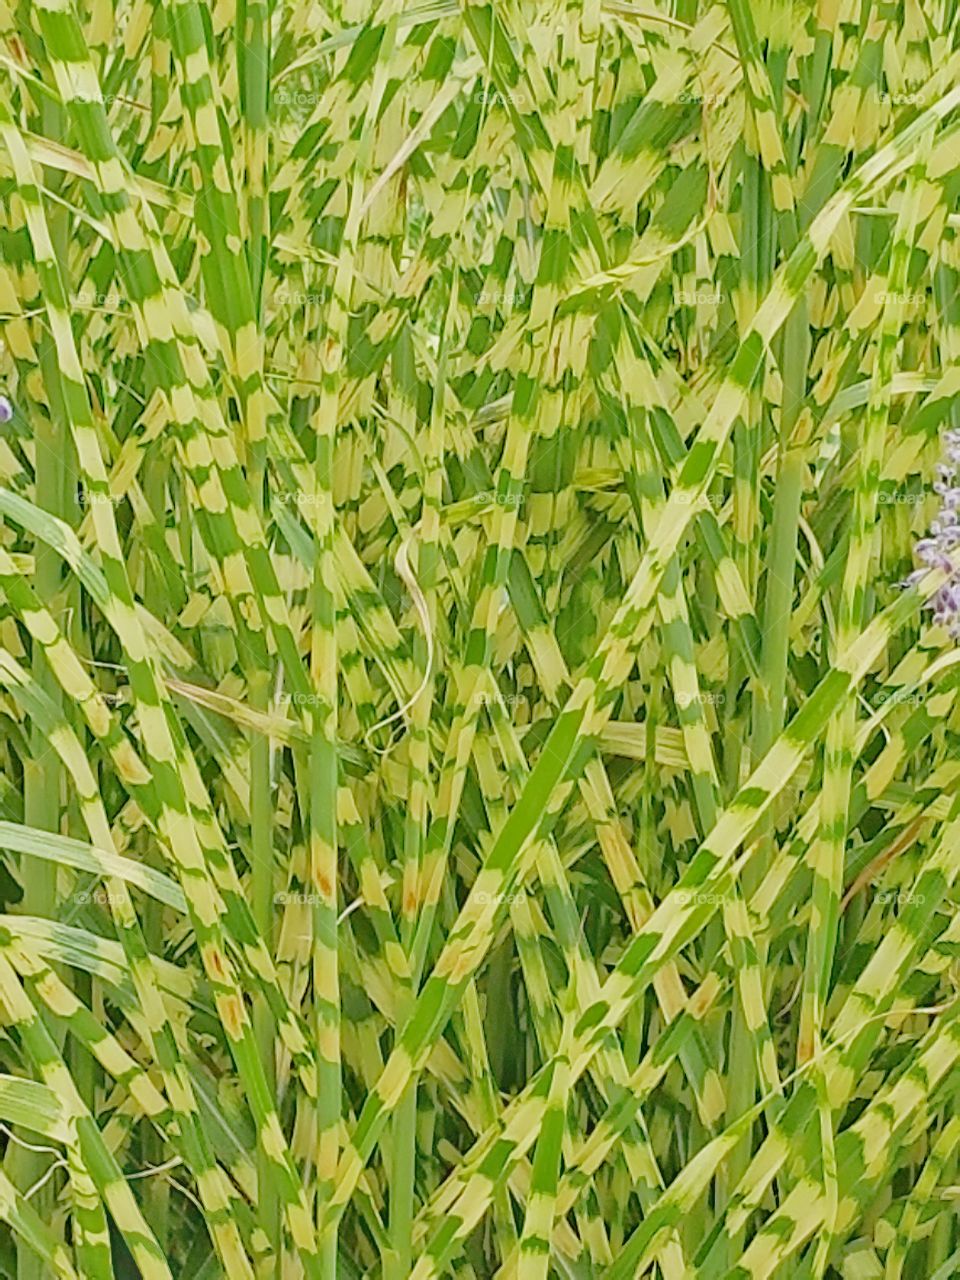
[797,138,931,1279]
[719,62,773,1280]
[716,0,805,1250]
[141,449,170,1255]
[250,665,279,1275]
[14,89,68,1280]
[720,303,810,1258]
[305,12,405,1265]
[386,300,445,1280]
[250,363,280,1273]
[239,0,278,1247]
[16,383,63,1280]
[308,393,340,1280]
[237,0,270,307]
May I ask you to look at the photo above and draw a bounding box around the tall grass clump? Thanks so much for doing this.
[1,0,960,1277]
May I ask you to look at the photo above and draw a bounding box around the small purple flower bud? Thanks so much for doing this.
[931,516,960,540]
[0,396,11,424]
[901,568,930,593]
[907,429,960,637]
[916,539,950,569]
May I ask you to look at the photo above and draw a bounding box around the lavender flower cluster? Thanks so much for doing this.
[906,427,960,636]
[0,396,11,423]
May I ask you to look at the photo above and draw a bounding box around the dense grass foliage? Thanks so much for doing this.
[1,0,960,1277]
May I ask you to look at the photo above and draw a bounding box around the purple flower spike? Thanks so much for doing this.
[0,396,11,424]
[908,430,960,637]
